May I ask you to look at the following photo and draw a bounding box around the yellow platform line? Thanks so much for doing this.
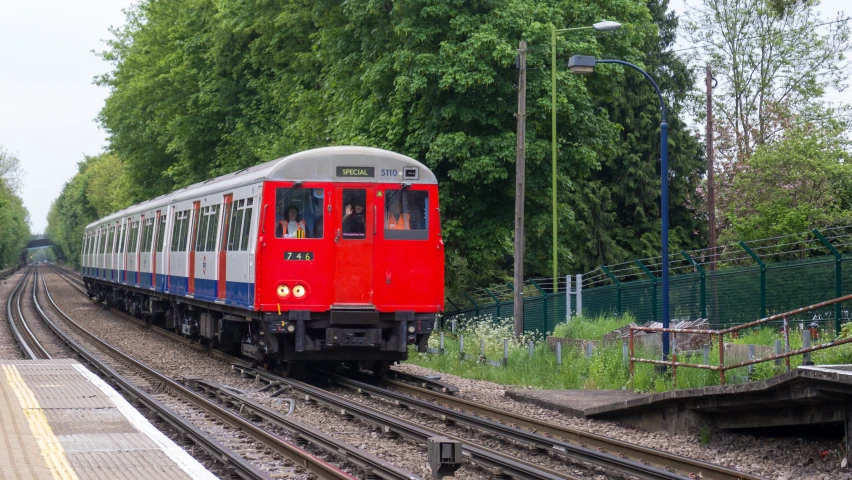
[2,365,78,480]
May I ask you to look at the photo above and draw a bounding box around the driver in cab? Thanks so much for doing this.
[277,205,306,238]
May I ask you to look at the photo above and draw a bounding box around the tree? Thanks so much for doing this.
[560,0,707,273]
[723,120,852,241]
[46,154,133,267]
[687,0,851,164]
[0,144,24,194]
[96,0,659,290]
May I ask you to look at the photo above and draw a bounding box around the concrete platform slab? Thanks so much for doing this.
[0,359,216,480]
[505,389,649,417]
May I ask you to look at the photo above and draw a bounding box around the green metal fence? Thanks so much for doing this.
[444,227,852,334]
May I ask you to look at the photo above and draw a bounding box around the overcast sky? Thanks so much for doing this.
[1,0,849,234]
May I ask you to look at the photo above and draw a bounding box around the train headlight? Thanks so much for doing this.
[287,324,295,333]
[277,284,290,298]
[408,325,416,333]
[293,284,306,298]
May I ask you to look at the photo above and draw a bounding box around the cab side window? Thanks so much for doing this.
[384,190,428,240]
[275,187,324,239]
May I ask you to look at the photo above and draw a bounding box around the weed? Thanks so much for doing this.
[700,423,712,445]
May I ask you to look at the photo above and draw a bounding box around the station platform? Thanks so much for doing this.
[507,365,852,448]
[0,359,215,480]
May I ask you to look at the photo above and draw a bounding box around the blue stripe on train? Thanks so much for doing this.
[90,272,253,309]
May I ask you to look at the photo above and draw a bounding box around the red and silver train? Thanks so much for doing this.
[80,146,444,374]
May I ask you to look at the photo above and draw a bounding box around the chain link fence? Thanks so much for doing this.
[444,227,852,334]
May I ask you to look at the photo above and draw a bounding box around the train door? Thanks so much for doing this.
[224,196,254,305]
[333,186,374,305]
[217,194,233,301]
[151,211,160,289]
[188,202,200,295]
[119,219,127,284]
[106,225,114,281]
[156,212,167,290]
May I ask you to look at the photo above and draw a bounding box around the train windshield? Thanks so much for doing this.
[384,189,428,240]
[275,186,324,239]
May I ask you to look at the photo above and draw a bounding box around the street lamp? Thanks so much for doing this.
[567,55,672,362]
[551,21,621,292]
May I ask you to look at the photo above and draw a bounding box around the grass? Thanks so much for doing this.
[552,314,635,340]
[406,315,852,393]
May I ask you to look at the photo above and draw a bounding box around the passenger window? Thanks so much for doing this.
[384,189,428,240]
[239,199,253,251]
[157,216,167,252]
[107,227,115,254]
[341,189,366,239]
[275,187,324,239]
[118,224,126,253]
[171,210,190,252]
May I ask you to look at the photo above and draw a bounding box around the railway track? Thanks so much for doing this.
[333,373,763,480]
[27,266,360,480]
[45,264,764,480]
[42,265,430,479]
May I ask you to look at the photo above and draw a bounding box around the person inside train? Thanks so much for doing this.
[342,198,366,238]
[277,205,307,238]
[386,197,410,230]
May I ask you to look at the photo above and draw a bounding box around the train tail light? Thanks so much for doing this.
[293,284,306,298]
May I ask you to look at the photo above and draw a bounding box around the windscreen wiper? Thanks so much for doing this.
[384,182,411,207]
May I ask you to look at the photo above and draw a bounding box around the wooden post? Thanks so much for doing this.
[556,342,562,366]
[513,40,528,339]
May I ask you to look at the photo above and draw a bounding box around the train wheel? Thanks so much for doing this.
[370,361,390,378]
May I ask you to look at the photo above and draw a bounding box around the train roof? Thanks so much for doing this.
[86,146,436,229]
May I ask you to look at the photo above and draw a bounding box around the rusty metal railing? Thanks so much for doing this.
[629,293,852,385]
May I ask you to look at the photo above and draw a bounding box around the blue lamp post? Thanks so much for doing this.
[568,55,671,362]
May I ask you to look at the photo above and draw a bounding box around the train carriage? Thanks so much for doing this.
[81,146,444,374]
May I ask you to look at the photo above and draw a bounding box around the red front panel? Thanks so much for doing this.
[256,182,333,311]
[255,181,444,314]
[372,184,444,312]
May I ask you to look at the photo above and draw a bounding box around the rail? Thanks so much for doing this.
[629,293,852,385]
[34,267,351,480]
[376,377,762,480]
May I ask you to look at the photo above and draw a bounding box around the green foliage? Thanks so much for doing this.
[46,154,134,267]
[94,0,704,290]
[566,0,706,272]
[0,144,31,266]
[552,313,634,340]
[724,123,852,241]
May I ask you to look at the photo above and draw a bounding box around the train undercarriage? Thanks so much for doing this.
[84,278,435,376]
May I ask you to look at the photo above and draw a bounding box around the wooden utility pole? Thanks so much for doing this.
[513,40,527,338]
[706,64,717,271]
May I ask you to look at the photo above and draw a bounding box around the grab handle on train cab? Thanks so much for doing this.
[335,229,340,242]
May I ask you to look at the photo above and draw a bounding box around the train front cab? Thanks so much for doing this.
[253,161,444,372]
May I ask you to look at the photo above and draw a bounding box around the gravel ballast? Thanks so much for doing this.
[392,363,849,480]
[41,271,452,480]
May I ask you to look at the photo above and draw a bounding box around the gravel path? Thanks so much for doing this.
[41,270,449,480]
[392,363,850,480]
